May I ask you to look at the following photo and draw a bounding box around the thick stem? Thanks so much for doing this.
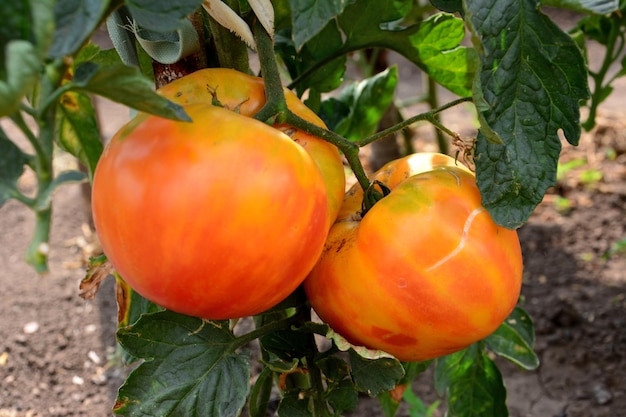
[283,112,371,193]
[205,1,251,73]
[250,17,373,200]
[22,60,67,272]
[252,18,288,123]
[25,208,52,273]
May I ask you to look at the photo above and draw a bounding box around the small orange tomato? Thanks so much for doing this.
[305,153,523,362]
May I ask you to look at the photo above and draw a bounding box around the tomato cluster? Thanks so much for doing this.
[91,70,345,319]
[92,69,522,361]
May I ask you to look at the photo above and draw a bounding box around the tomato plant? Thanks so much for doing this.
[2,0,623,416]
[305,153,523,362]
[92,103,329,319]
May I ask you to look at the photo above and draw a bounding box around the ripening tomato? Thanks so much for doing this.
[157,68,345,229]
[305,153,523,362]
[92,104,329,319]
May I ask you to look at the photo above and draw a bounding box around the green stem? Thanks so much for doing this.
[582,20,621,131]
[426,74,448,154]
[287,48,348,91]
[303,316,332,417]
[357,96,472,147]
[37,82,72,117]
[250,17,373,199]
[252,18,288,123]
[234,311,303,349]
[10,112,47,174]
[283,112,371,193]
[23,60,67,273]
[205,0,251,72]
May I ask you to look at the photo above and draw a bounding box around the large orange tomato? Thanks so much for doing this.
[92,104,329,319]
[305,153,523,362]
[157,68,345,229]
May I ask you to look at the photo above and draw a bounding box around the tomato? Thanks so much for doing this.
[92,104,329,319]
[304,153,523,362]
[157,68,345,229]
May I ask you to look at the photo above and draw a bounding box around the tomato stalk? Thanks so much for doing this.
[252,18,289,123]
[14,59,69,273]
[356,96,472,147]
[204,0,251,74]
[251,19,375,205]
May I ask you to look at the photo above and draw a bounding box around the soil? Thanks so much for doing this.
[1,13,625,417]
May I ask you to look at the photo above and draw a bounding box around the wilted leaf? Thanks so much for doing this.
[79,255,113,300]
[56,90,103,179]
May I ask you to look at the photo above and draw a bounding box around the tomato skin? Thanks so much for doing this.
[92,104,329,319]
[157,68,345,229]
[304,153,523,362]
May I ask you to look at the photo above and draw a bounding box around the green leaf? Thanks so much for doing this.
[29,0,57,57]
[317,356,359,414]
[430,0,464,14]
[125,0,203,32]
[48,0,110,58]
[349,349,405,397]
[326,378,359,414]
[115,311,250,417]
[249,367,274,417]
[277,395,313,417]
[466,0,590,229]
[56,90,103,180]
[317,356,351,382]
[0,127,29,206]
[113,273,165,364]
[70,61,190,121]
[289,0,352,50]
[337,4,476,96]
[332,66,399,142]
[0,40,40,116]
[278,2,474,96]
[261,328,317,362]
[276,22,347,94]
[541,0,619,14]
[377,361,432,417]
[434,344,508,417]
[0,2,33,81]
[485,307,539,370]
